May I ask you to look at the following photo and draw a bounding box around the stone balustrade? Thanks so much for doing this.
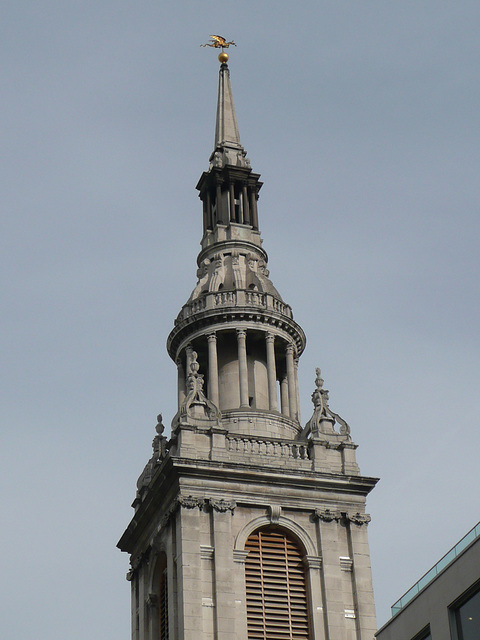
[175,290,293,324]
[226,434,311,462]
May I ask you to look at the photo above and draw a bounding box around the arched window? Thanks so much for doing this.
[245,527,310,639]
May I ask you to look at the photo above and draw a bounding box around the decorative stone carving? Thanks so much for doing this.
[152,413,168,462]
[348,512,371,526]
[135,412,170,495]
[208,498,236,513]
[313,509,371,526]
[172,352,221,426]
[257,259,270,278]
[182,248,285,311]
[268,504,282,524]
[211,151,222,167]
[129,548,150,575]
[313,508,342,523]
[156,493,207,531]
[188,258,211,301]
[303,368,351,440]
[178,495,205,510]
[209,253,225,292]
[231,251,246,289]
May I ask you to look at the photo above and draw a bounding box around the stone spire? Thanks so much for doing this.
[211,62,246,168]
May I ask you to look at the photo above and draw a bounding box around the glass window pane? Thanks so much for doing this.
[456,589,480,640]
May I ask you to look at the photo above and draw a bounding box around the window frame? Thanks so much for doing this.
[449,579,480,640]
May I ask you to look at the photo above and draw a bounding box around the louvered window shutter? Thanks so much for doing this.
[157,555,169,640]
[245,528,310,639]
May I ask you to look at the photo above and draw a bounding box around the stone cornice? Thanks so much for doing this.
[167,304,306,362]
[169,456,378,497]
[117,454,378,554]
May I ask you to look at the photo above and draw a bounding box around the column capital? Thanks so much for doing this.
[207,332,217,343]
[265,332,275,344]
[286,342,295,356]
[236,329,247,339]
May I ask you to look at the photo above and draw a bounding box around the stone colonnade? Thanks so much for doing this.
[202,182,259,231]
[176,329,300,421]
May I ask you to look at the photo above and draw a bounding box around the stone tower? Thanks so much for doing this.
[118,55,378,640]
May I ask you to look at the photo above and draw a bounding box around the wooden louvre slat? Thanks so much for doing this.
[245,528,310,640]
[159,568,169,640]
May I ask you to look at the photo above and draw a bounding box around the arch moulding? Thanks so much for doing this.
[234,515,317,557]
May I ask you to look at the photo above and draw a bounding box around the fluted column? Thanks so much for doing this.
[237,329,249,407]
[280,374,289,416]
[265,333,278,411]
[207,333,219,408]
[177,358,186,408]
[286,344,298,420]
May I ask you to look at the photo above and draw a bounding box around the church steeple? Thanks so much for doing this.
[119,50,378,640]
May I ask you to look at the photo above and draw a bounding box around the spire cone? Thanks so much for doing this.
[215,62,241,150]
[210,61,249,169]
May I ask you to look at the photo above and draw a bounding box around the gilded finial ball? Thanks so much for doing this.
[218,51,229,63]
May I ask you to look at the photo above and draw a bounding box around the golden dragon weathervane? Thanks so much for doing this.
[201,35,236,63]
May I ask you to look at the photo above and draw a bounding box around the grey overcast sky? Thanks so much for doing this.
[1,1,479,636]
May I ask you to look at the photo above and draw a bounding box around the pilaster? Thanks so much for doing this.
[211,502,236,640]
[176,504,204,640]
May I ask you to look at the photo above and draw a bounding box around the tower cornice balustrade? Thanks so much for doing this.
[167,292,306,361]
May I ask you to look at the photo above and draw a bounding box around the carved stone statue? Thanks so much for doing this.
[231,251,245,289]
[209,253,225,292]
[188,258,211,302]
